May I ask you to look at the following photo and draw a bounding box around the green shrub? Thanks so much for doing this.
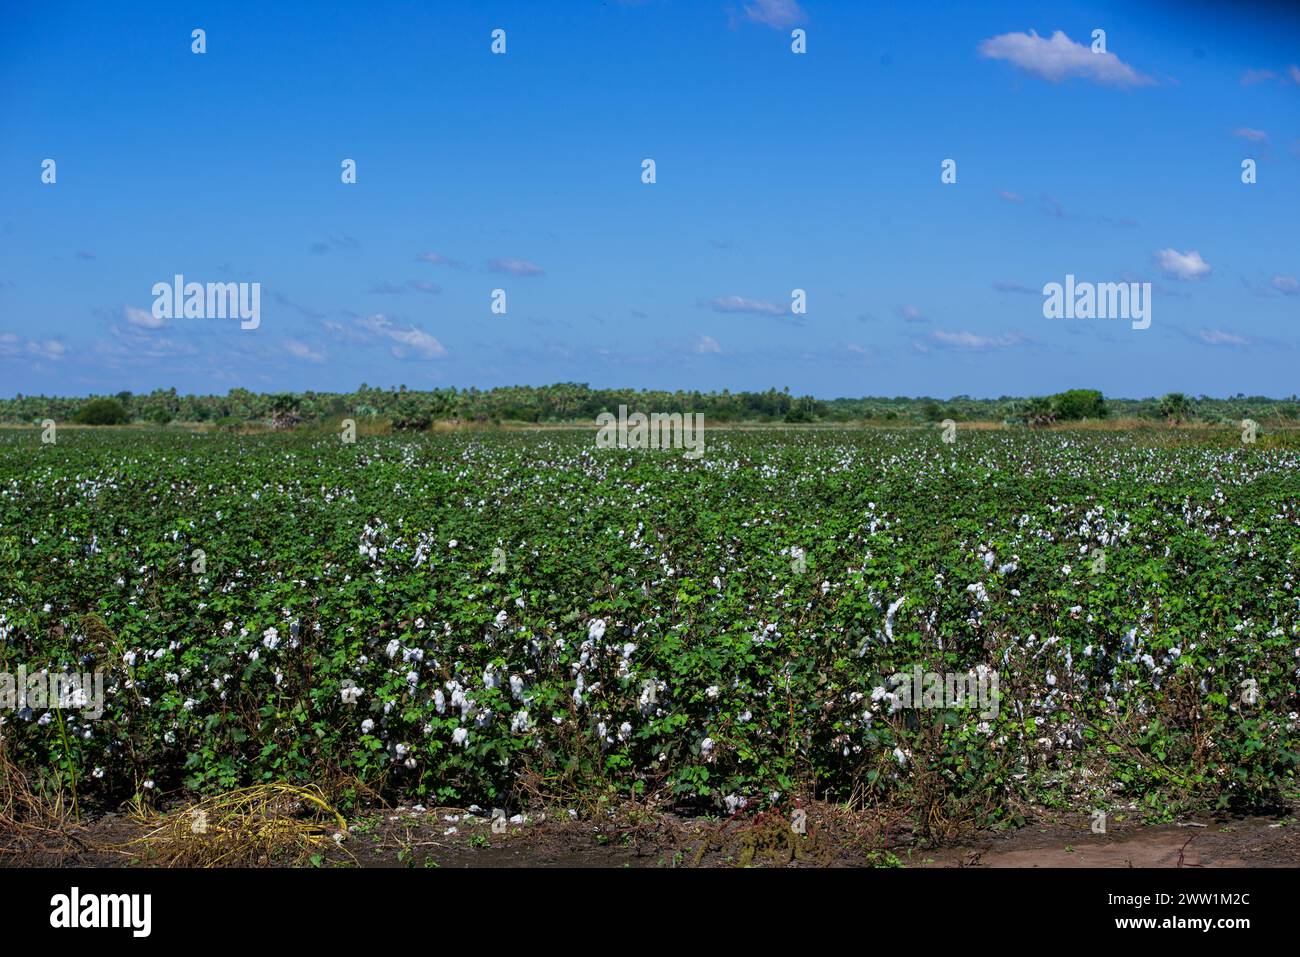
[1053,389,1108,420]
[72,398,129,425]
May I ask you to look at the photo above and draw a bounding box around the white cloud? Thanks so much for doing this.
[1195,329,1249,347]
[0,333,66,361]
[284,339,325,362]
[897,304,927,323]
[1241,68,1278,85]
[124,304,166,329]
[487,258,544,277]
[1233,127,1268,143]
[416,252,463,269]
[993,280,1037,294]
[1271,275,1299,295]
[978,30,1154,87]
[928,330,1025,350]
[742,0,806,29]
[1241,65,1300,86]
[1154,248,1211,281]
[356,314,447,359]
[691,334,722,354]
[706,295,787,316]
[97,324,197,361]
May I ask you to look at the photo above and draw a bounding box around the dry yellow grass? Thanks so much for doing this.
[130,783,350,867]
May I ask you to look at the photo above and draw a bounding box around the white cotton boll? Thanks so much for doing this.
[885,596,906,640]
[893,747,908,766]
[434,689,446,713]
[588,619,607,642]
[511,710,531,733]
[452,727,469,747]
[510,674,524,699]
[700,737,714,755]
[494,610,508,630]
[705,685,719,699]
[385,639,401,659]
[361,719,375,734]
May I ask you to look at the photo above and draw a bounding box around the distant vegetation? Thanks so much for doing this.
[1,384,1297,429]
[70,397,130,426]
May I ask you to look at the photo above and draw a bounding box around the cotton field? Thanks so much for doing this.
[1,428,1297,829]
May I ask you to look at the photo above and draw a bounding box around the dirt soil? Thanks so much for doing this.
[3,802,1297,868]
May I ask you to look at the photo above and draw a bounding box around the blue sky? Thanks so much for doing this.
[1,0,1297,399]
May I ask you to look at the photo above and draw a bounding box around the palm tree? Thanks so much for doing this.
[1157,392,1191,425]
[268,393,302,430]
[1023,396,1057,428]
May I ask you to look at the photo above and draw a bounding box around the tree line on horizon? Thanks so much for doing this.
[2,384,1297,429]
